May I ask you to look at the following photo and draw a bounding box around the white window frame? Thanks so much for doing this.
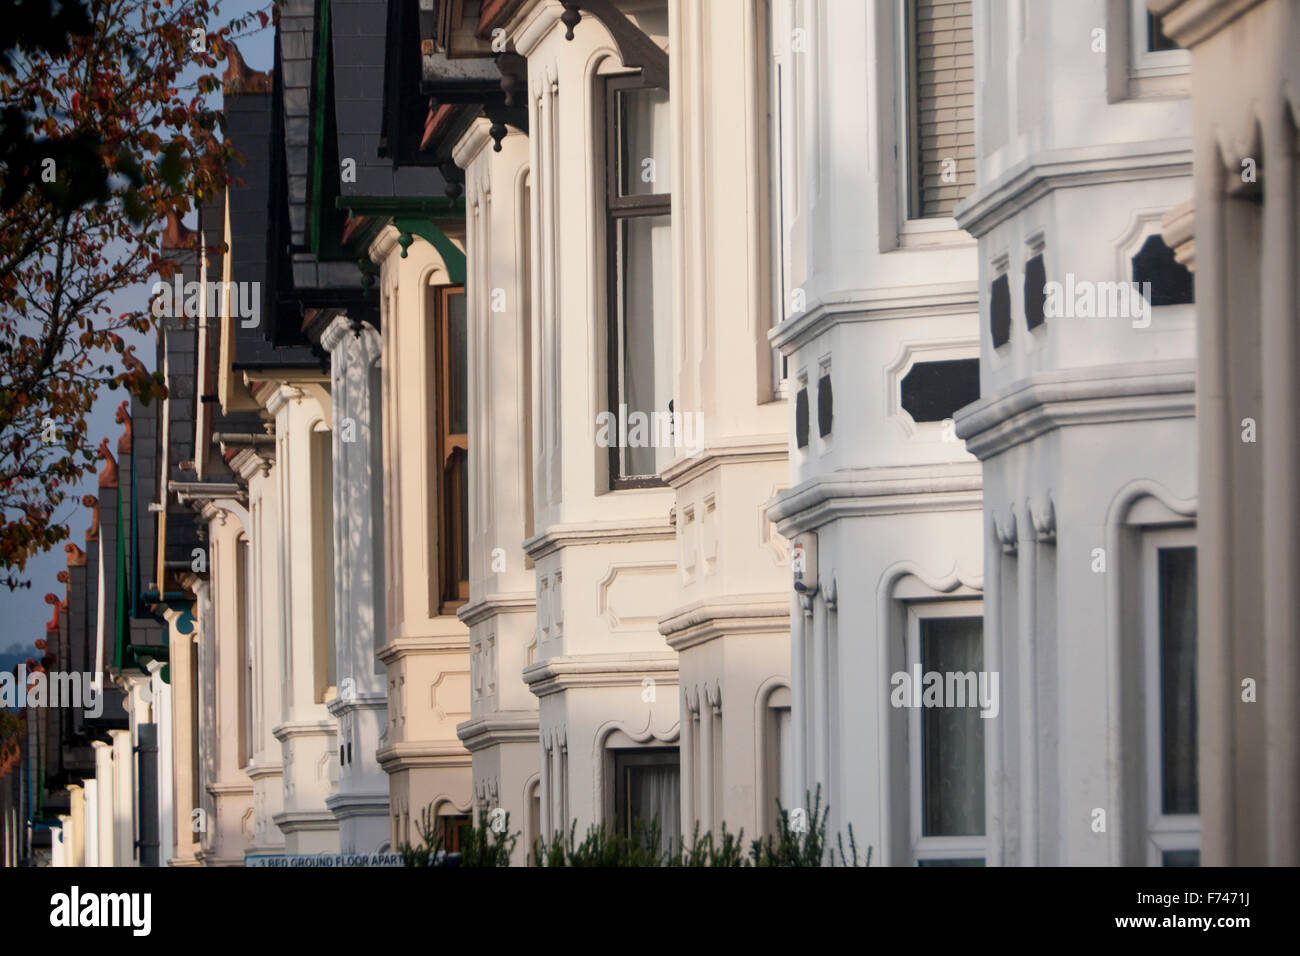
[766,0,792,397]
[1129,1,1188,79]
[1111,0,1189,100]
[1140,526,1199,866]
[761,684,793,836]
[240,535,255,768]
[906,598,988,865]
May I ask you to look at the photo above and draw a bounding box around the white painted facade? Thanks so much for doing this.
[452,125,541,860]
[1150,0,1300,866]
[321,317,391,853]
[766,0,983,862]
[950,0,1196,867]
[370,226,475,848]
[503,1,684,844]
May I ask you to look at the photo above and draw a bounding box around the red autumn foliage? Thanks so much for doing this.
[0,0,274,589]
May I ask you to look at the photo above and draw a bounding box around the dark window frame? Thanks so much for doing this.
[607,746,680,839]
[604,74,672,490]
[433,284,469,612]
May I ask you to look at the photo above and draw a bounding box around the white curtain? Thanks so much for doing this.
[630,762,681,852]
[920,617,985,837]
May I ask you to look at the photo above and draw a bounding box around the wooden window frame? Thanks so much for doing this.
[604,74,672,490]
[434,284,469,613]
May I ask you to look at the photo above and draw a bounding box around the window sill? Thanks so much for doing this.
[1126,70,1191,100]
[898,218,975,249]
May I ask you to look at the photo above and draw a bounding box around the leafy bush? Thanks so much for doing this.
[398,805,516,868]
[401,786,870,868]
[530,786,870,867]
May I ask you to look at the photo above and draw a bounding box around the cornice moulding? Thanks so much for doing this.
[660,436,788,486]
[368,224,403,264]
[271,719,337,742]
[324,793,391,818]
[513,0,563,57]
[659,596,792,651]
[522,652,678,697]
[522,515,675,561]
[243,763,284,781]
[768,464,984,537]
[1148,0,1266,48]
[953,359,1196,459]
[207,781,254,796]
[376,742,473,773]
[272,810,339,832]
[377,628,471,664]
[326,692,388,718]
[261,384,302,417]
[452,116,495,170]
[456,713,541,751]
[458,591,538,628]
[954,139,1194,239]
[228,445,273,480]
[769,283,978,355]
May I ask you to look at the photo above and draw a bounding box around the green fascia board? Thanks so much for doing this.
[334,196,466,283]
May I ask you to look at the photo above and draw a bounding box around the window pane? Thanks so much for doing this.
[1147,12,1178,52]
[625,761,681,851]
[447,291,468,434]
[911,0,975,218]
[1159,547,1198,815]
[1162,849,1199,867]
[920,616,985,837]
[616,214,673,479]
[619,87,671,196]
[776,706,793,816]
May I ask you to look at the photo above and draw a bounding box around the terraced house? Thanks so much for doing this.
[6,0,1299,869]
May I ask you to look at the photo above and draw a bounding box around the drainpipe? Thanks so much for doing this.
[1016,503,1038,866]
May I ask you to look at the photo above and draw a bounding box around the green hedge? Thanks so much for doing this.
[399,787,870,868]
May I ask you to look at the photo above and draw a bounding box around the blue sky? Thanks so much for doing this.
[0,2,276,676]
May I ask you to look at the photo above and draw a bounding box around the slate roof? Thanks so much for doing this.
[335,0,449,195]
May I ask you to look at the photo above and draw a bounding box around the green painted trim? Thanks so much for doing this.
[392,217,466,283]
[334,200,466,282]
[122,646,169,669]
